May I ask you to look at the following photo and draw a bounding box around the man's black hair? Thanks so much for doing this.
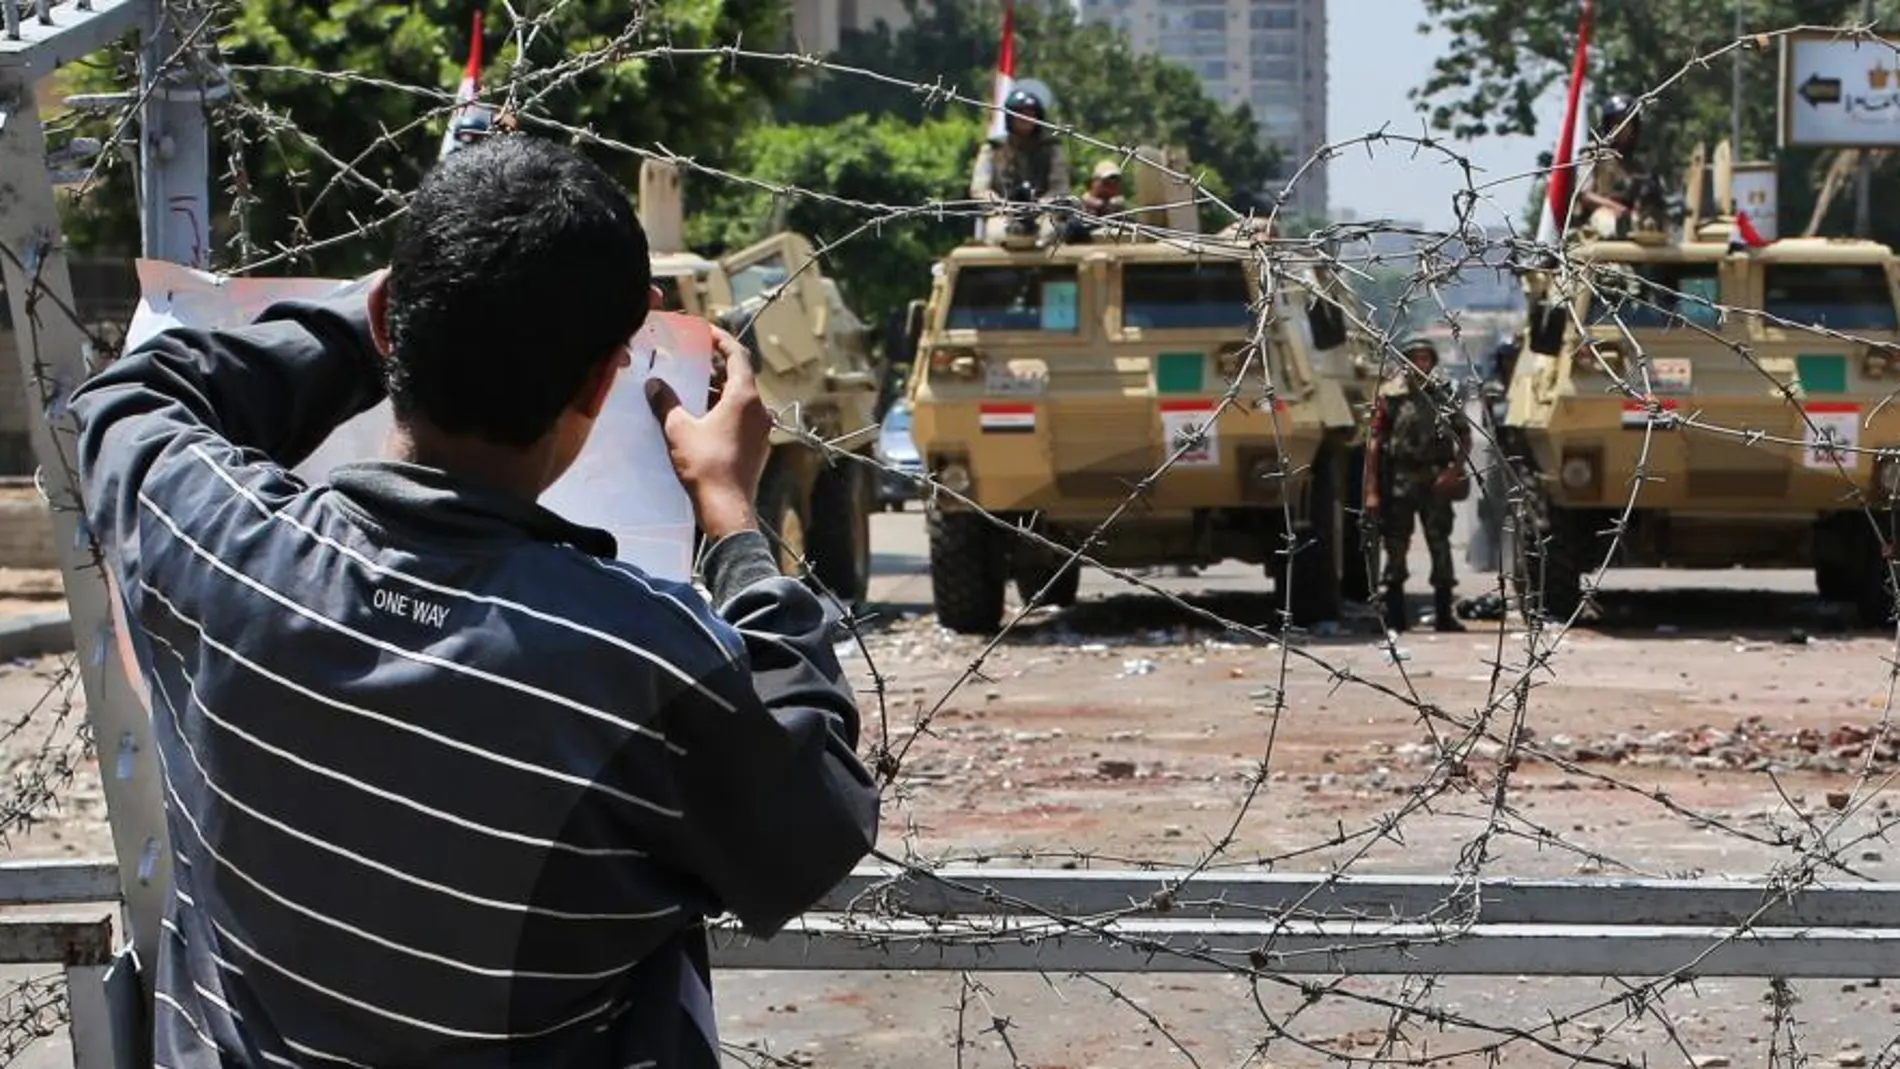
[384,134,651,448]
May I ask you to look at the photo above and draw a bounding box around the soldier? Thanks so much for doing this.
[1364,336,1471,633]
[970,88,1071,242]
[1081,159,1126,217]
[1572,94,1668,237]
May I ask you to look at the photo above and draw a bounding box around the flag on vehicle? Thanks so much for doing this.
[1730,209,1770,251]
[437,8,486,161]
[985,0,1016,143]
[1536,0,1595,249]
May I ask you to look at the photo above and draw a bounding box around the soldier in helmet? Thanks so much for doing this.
[1572,94,1667,237]
[970,87,1071,242]
[1363,335,1471,632]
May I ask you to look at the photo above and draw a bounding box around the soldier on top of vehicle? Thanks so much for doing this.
[970,87,1071,243]
[1363,335,1471,634]
[1081,159,1126,217]
[1571,94,1672,238]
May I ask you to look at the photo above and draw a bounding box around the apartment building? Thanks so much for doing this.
[789,0,916,54]
[1078,0,1328,219]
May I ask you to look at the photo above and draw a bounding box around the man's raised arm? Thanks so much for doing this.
[67,279,386,563]
[643,327,880,934]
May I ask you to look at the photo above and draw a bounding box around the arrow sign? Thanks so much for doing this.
[1800,73,1843,107]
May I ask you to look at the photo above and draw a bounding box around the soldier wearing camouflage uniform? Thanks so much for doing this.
[1363,336,1470,633]
[970,88,1070,244]
[1572,94,1667,238]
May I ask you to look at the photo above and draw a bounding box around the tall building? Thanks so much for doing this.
[789,0,916,55]
[1078,0,1328,220]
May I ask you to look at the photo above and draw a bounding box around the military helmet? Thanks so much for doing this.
[1600,93,1639,128]
[1395,334,1438,361]
[1004,87,1046,121]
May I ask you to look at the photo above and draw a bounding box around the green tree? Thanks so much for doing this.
[1411,0,1880,242]
[687,114,978,329]
[61,0,794,272]
[787,0,1283,221]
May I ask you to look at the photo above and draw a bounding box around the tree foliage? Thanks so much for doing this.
[687,115,978,332]
[682,0,1288,331]
[62,0,793,273]
[786,0,1282,218]
[1410,0,1884,242]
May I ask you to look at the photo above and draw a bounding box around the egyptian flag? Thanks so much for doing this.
[1730,209,1770,252]
[437,8,485,160]
[985,0,1016,143]
[1535,0,1595,248]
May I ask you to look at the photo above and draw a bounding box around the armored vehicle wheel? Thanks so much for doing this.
[809,459,873,606]
[1012,550,1081,609]
[929,510,1007,634]
[1339,447,1373,603]
[1512,503,1596,626]
[1814,514,1860,603]
[758,466,812,582]
[1825,511,1900,628]
[1271,449,1343,627]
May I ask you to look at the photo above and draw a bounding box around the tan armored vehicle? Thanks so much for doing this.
[1503,142,1900,626]
[903,149,1373,634]
[638,161,885,604]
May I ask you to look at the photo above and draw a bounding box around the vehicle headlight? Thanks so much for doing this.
[1560,455,1595,489]
[937,462,973,494]
[1880,454,1900,498]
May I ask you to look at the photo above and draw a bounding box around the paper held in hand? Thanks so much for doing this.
[122,259,713,584]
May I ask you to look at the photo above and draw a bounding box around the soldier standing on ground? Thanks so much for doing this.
[1364,336,1470,633]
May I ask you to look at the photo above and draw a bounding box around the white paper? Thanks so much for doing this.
[123,260,711,583]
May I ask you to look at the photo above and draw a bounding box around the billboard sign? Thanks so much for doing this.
[1781,31,1900,147]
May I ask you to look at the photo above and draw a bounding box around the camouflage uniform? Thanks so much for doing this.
[971,138,1070,243]
[1573,149,1668,237]
[1370,363,1468,630]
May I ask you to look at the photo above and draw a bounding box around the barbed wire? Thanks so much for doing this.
[10,2,1900,1066]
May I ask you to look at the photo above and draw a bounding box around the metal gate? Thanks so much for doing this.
[0,5,1893,1068]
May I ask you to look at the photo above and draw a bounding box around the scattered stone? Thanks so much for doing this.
[1118,658,1156,678]
[1836,1051,1866,1067]
[1097,759,1137,780]
[1693,1056,1731,1068]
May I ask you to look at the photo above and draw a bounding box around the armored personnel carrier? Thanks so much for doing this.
[1503,142,1900,626]
[637,160,885,605]
[903,148,1376,634]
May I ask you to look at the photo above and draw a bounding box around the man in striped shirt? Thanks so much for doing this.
[70,134,881,1067]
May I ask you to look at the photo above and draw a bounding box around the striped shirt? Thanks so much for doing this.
[69,282,881,1069]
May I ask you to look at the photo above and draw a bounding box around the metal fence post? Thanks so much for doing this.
[138,0,215,269]
[0,0,173,1020]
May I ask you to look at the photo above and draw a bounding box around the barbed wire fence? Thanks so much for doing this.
[4,2,1900,1067]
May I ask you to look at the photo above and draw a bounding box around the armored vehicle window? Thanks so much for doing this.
[729,254,790,306]
[1120,261,1252,329]
[1586,263,1721,330]
[653,276,685,311]
[946,266,1081,332]
[1763,265,1897,331]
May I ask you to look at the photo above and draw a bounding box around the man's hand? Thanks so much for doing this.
[645,326,773,540]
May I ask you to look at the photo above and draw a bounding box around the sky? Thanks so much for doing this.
[1325,0,1566,231]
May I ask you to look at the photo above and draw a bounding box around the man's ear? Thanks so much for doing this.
[367,271,393,358]
[575,347,627,420]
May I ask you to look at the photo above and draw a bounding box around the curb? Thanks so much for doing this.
[0,609,73,661]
